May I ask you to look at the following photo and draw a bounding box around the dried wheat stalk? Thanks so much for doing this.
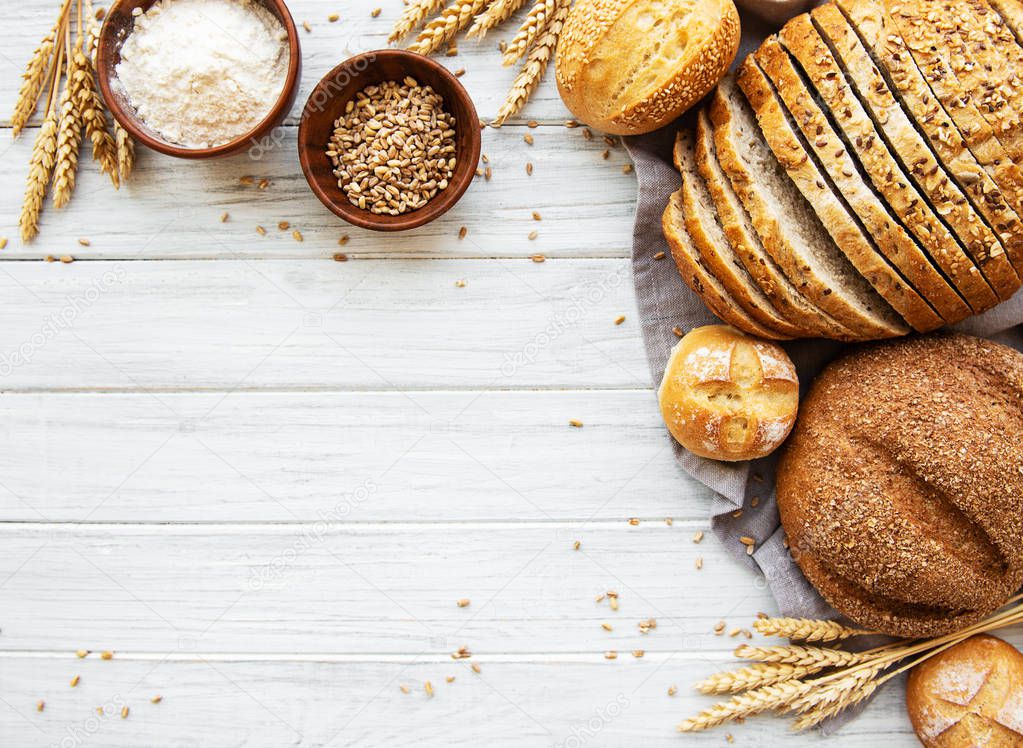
[13,27,59,138]
[695,662,817,695]
[20,37,65,243]
[389,0,448,43]
[71,41,119,189]
[466,0,528,39]
[85,0,133,182]
[53,26,84,209]
[677,680,810,732]
[501,0,564,66]
[493,0,568,124]
[752,617,871,643]
[733,643,867,669]
[407,0,491,56]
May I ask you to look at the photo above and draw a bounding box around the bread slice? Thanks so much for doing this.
[988,0,1023,41]
[880,0,1023,215]
[771,23,1000,314]
[709,75,908,338]
[672,130,805,337]
[737,55,944,332]
[815,3,1023,286]
[837,0,1023,279]
[661,190,792,339]
[693,111,857,339]
[810,4,1021,302]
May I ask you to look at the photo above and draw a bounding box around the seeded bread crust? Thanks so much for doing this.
[662,190,792,339]
[738,55,943,332]
[774,21,1000,314]
[710,78,908,338]
[838,0,1023,278]
[811,4,1021,303]
[777,333,1023,637]
[988,0,1023,41]
[885,0,1023,220]
[692,112,857,339]
[673,130,806,337]
[555,0,740,134]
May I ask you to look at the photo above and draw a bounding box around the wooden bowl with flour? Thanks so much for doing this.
[96,0,302,159]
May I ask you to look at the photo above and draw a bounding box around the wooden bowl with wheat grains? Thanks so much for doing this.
[298,50,482,232]
[96,0,301,159]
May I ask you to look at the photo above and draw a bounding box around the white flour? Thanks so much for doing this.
[116,0,289,148]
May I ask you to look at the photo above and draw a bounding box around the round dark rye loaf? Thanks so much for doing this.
[777,333,1023,637]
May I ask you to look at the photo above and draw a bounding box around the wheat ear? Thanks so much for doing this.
[83,0,133,183]
[70,42,118,189]
[20,35,65,243]
[501,0,564,66]
[390,0,448,43]
[695,663,819,695]
[13,27,59,139]
[407,0,490,55]
[733,644,868,669]
[753,617,872,643]
[53,15,84,209]
[677,680,810,732]
[492,0,567,125]
[466,0,528,39]
[790,677,883,731]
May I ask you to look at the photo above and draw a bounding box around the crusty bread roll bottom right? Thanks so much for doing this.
[777,333,1023,638]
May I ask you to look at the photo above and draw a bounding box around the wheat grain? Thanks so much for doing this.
[733,644,867,669]
[407,0,489,55]
[695,663,816,695]
[53,29,84,209]
[501,0,566,66]
[115,123,135,181]
[493,0,567,124]
[753,617,871,643]
[677,681,810,732]
[389,0,447,44]
[466,0,528,39]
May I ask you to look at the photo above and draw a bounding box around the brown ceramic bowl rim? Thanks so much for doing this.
[96,0,302,159]
[298,49,482,232]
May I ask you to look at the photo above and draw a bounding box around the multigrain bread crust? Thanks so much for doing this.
[709,77,908,339]
[658,325,799,461]
[662,190,791,339]
[809,4,1021,303]
[555,0,740,134]
[777,333,1023,637]
[740,50,946,332]
[693,112,857,339]
[673,130,805,337]
[988,0,1023,41]
[906,634,1023,747]
[775,19,1005,313]
[818,1,1023,285]
[818,2,1023,288]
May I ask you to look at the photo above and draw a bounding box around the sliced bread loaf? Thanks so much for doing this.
[773,22,1002,312]
[692,111,856,339]
[672,130,806,337]
[737,54,944,331]
[709,75,908,338]
[810,4,1021,302]
[988,0,1023,41]
[883,0,1023,214]
[838,0,1023,278]
[661,190,792,339]
[818,1,1023,282]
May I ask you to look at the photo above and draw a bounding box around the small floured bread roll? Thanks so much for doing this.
[657,325,798,461]
[906,634,1023,747]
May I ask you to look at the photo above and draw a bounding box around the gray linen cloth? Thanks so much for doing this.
[622,15,1023,728]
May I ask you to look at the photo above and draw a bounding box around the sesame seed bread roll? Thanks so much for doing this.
[555,0,740,135]
[658,325,799,461]
[777,333,1023,637]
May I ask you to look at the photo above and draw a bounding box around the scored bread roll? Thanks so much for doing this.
[658,325,798,461]
[906,634,1023,747]
[777,334,1023,637]
[555,0,740,135]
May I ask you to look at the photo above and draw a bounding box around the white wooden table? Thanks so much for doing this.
[0,1,947,744]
